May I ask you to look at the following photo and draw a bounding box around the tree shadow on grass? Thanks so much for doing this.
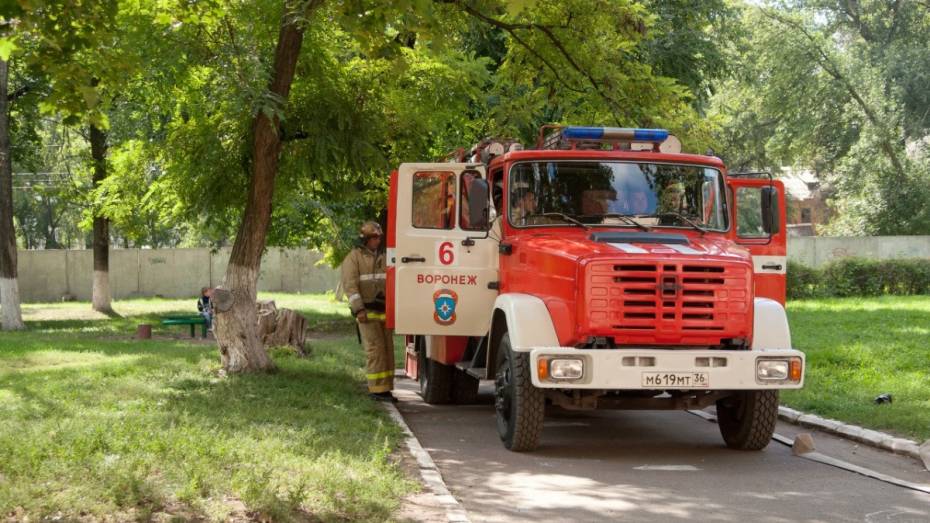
[23,309,194,336]
[0,336,404,521]
[23,307,353,340]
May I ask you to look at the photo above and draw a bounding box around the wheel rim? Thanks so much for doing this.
[494,354,513,424]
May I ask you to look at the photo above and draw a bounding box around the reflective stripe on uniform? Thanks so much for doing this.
[359,274,386,281]
[366,370,394,380]
[348,293,362,303]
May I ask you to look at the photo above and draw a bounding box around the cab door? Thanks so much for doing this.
[390,163,499,336]
[729,177,787,304]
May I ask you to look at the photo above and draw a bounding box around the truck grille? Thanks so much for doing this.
[585,261,751,345]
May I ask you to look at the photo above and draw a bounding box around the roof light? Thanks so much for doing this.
[561,126,670,143]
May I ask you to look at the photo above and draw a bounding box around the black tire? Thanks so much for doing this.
[417,337,452,404]
[452,369,480,404]
[716,390,779,450]
[494,332,544,451]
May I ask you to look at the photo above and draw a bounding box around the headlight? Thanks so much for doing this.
[549,358,584,380]
[757,359,789,380]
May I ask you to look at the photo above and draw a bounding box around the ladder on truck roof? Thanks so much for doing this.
[440,125,677,165]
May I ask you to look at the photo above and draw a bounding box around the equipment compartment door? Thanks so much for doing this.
[392,163,498,336]
[729,178,788,304]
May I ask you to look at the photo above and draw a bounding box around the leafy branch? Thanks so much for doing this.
[441,0,626,124]
[760,8,907,184]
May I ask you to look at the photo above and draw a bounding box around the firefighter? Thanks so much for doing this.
[341,221,396,402]
[510,183,537,225]
[659,181,686,214]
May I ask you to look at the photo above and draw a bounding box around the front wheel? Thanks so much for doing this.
[494,332,544,451]
[716,390,779,450]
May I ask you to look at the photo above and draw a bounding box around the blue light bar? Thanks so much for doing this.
[561,126,669,143]
[561,126,606,140]
[631,128,669,142]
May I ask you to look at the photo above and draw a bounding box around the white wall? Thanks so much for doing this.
[788,236,930,267]
[16,248,339,302]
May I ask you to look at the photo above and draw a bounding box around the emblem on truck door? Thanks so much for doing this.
[433,289,458,325]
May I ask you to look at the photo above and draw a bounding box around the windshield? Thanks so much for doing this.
[508,161,728,230]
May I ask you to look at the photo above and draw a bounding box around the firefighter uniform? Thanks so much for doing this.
[341,223,395,395]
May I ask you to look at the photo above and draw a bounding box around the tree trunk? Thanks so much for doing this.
[256,300,309,356]
[89,123,113,313]
[0,58,24,330]
[213,8,309,373]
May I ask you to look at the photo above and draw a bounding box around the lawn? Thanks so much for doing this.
[0,293,415,522]
[784,296,930,441]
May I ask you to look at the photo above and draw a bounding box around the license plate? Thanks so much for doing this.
[642,372,709,388]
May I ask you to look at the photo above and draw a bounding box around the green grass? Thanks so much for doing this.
[784,296,930,441]
[0,294,414,521]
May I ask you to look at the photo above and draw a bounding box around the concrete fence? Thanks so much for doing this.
[13,236,930,302]
[16,248,340,303]
[788,236,930,268]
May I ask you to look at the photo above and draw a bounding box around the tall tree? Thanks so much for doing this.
[2,0,125,315]
[213,1,321,372]
[0,56,24,329]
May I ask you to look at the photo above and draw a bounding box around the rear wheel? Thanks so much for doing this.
[494,332,544,451]
[716,390,779,450]
[417,337,452,404]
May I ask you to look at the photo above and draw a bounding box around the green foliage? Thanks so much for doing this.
[786,260,821,299]
[7,0,735,258]
[640,0,735,112]
[142,0,727,263]
[710,1,930,234]
[822,129,930,235]
[787,258,930,299]
[2,0,124,127]
[821,257,930,297]
[87,140,181,247]
[11,119,87,249]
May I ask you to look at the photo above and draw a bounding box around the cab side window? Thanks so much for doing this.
[736,187,772,238]
[412,171,456,229]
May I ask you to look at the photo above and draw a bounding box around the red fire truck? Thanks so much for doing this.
[385,126,804,452]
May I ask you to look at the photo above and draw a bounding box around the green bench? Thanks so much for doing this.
[161,315,208,338]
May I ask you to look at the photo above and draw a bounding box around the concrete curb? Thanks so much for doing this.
[383,397,471,523]
[778,406,928,468]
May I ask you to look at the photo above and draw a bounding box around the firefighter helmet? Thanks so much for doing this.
[359,221,383,238]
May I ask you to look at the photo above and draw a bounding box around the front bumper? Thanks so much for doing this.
[529,348,804,390]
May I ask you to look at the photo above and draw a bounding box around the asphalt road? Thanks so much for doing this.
[394,378,930,523]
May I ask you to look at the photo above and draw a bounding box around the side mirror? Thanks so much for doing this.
[761,186,780,234]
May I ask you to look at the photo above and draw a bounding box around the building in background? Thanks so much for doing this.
[779,168,830,236]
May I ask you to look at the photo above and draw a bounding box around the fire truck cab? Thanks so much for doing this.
[386,126,804,452]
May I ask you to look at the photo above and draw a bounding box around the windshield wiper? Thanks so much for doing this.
[594,213,652,232]
[539,212,590,230]
[638,212,707,234]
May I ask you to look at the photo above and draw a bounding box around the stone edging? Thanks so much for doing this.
[778,406,928,467]
[383,400,471,523]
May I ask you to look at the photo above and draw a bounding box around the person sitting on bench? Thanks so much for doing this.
[197,287,213,330]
